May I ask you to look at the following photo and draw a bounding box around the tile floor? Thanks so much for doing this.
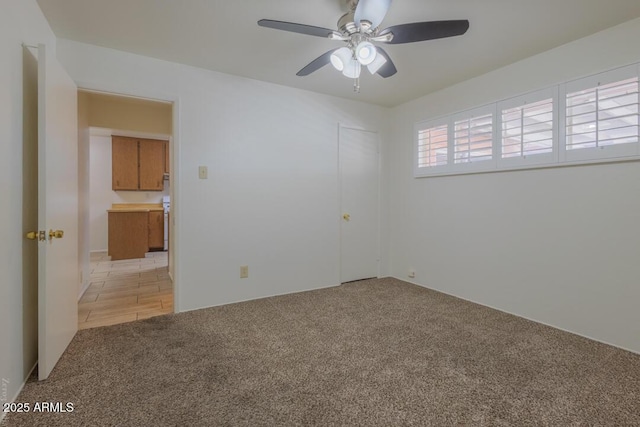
[78,251,173,330]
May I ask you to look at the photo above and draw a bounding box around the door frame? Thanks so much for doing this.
[75,80,181,312]
[337,123,382,283]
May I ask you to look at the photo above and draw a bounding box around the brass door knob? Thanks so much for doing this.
[26,231,45,241]
[343,213,351,221]
[49,229,64,240]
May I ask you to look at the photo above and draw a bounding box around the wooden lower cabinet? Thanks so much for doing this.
[108,212,150,261]
[148,210,164,249]
[108,210,165,260]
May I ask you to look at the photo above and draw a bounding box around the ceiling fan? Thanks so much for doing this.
[258,0,469,91]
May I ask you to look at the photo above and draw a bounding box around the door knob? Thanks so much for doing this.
[343,213,351,221]
[49,229,64,240]
[26,231,45,241]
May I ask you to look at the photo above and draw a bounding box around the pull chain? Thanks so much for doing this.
[353,76,360,93]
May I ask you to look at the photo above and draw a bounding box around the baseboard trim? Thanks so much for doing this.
[78,280,91,302]
[0,362,38,424]
[90,249,107,254]
[393,276,640,356]
[179,282,341,315]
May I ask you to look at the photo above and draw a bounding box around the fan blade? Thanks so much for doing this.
[258,19,335,38]
[354,0,392,29]
[374,48,397,78]
[380,20,469,44]
[297,49,340,76]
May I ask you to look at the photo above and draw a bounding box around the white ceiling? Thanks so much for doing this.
[37,0,640,107]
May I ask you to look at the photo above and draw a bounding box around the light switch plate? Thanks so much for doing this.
[198,166,208,179]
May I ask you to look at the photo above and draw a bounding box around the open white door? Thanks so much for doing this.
[37,44,78,380]
[339,126,379,283]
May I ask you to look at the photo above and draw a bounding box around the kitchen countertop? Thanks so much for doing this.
[107,203,163,213]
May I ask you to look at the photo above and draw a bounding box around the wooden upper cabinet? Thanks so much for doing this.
[112,136,139,190]
[112,136,166,191]
[164,141,170,174]
[139,139,164,191]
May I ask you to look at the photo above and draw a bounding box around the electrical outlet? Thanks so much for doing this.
[198,166,208,179]
[240,265,249,279]
[408,269,416,279]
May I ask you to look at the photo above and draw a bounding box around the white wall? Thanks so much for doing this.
[88,134,109,251]
[57,39,390,312]
[0,0,59,417]
[89,133,169,252]
[389,18,640,353]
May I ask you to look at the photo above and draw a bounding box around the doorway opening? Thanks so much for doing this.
[77,90,176,329]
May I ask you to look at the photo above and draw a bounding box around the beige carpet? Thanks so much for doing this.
[4,278,639,426]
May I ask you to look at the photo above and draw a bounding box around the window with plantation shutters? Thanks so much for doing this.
[566,77,638,149]
[498,87,557,167]
[453,109,494,165]
[563,65,640,161]
[502,98,553,157]
[413,63,640,178]
[417,124,448,168]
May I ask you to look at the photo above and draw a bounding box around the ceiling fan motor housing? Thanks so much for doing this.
[345,0,359,12]
[338,11,359,35]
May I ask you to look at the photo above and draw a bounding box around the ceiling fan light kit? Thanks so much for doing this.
[330,46,352,71]
[343,59,362,79]
[367,53,388,75]
[356,41,377,65]
[258,0,470,92]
